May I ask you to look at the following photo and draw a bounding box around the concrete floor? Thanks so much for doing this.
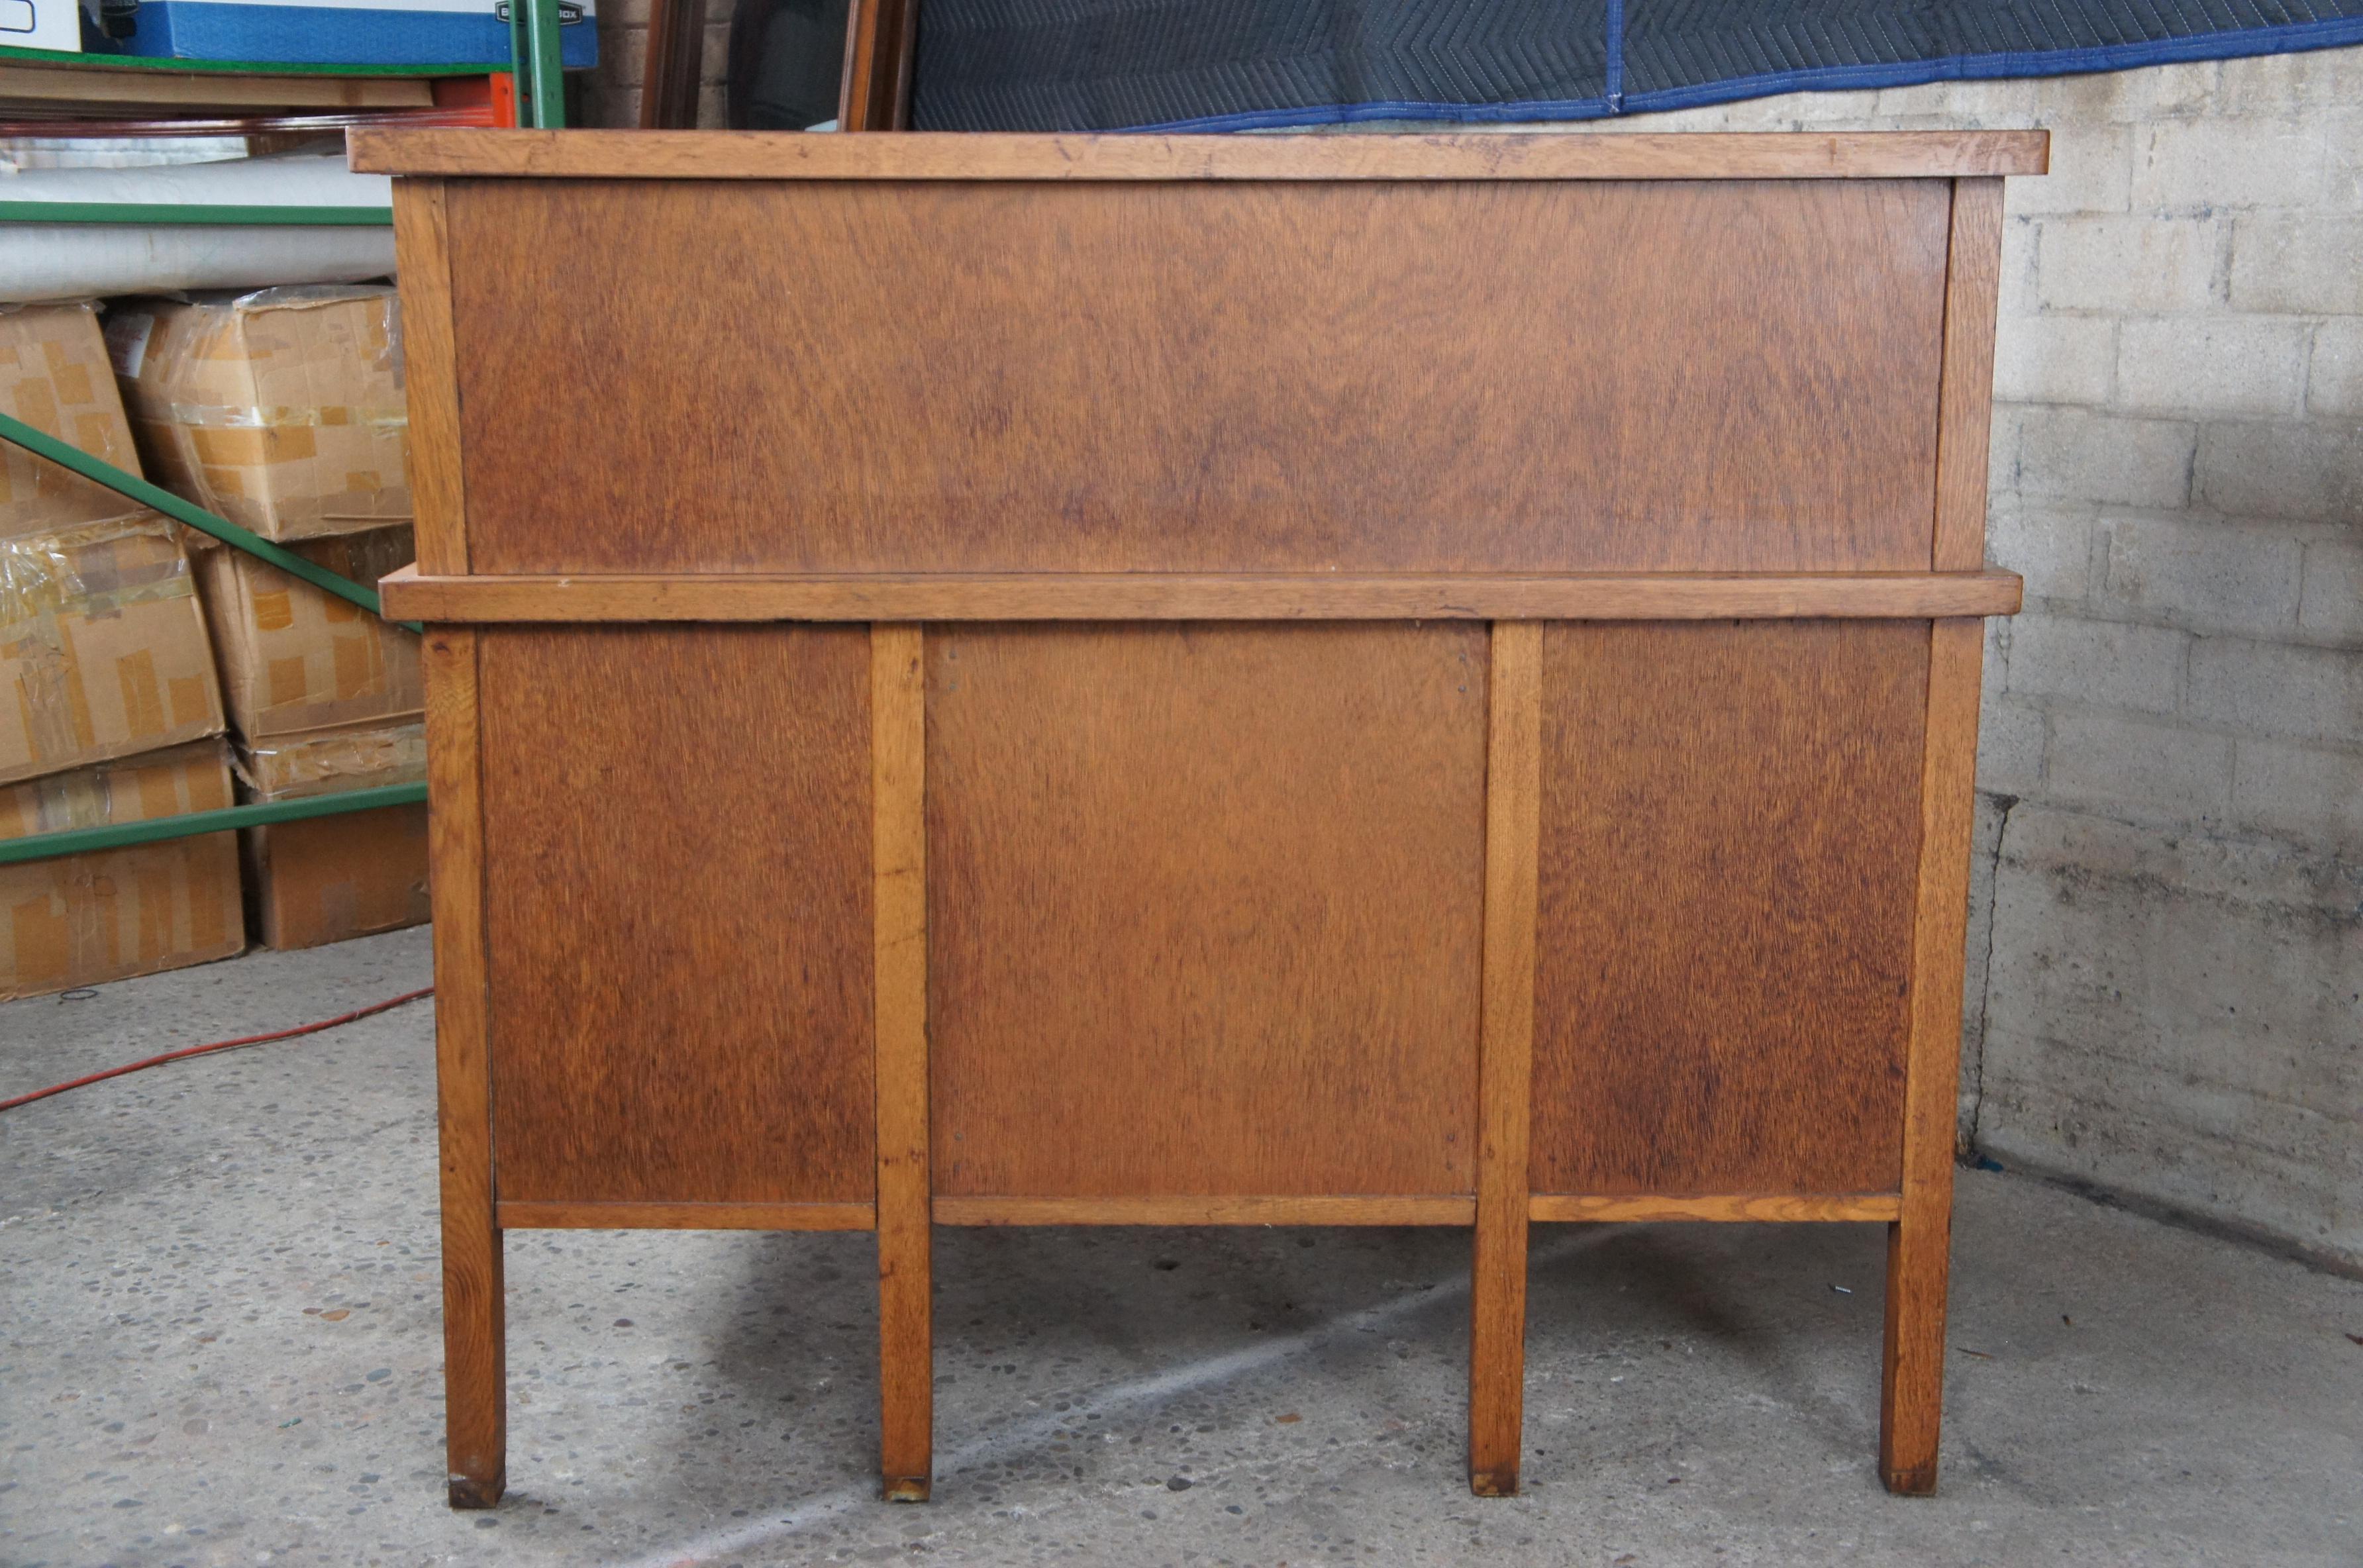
[2,928,2359,1568]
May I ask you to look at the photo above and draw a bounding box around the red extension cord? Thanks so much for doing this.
[0,986,434,1113]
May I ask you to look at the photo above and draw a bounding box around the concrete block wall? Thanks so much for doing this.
[566,36,2362,1269]
[1629,50,2363,1271]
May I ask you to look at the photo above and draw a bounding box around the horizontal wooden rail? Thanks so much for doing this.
[497,1200,876,1230]
[934,1195,1477,1226]
[379,568,2023,624]
[349,128,2048,181]
[1529,1193,1903,1222]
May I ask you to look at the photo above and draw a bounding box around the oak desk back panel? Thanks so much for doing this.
[355,128,2043,1508]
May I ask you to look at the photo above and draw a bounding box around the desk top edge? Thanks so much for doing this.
[348,128,2049,181]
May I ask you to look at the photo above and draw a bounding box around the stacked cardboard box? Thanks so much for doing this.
[111,286,427,952]
[1,301,237,999]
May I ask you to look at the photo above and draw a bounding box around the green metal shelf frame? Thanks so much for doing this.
[0,411,426,867]
[0,200,393,225]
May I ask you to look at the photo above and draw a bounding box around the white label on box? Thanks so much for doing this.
[103,311,154,379]
[1,0,79,49]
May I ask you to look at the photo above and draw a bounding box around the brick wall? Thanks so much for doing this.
[1630,50,2362,1271]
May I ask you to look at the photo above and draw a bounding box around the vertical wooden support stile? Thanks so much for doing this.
[1881,616,1984,1493]
[1882,173,2008,1494]
[425,628,503,1508]
[871,623,933,1500]
[1469,620,1542,1496]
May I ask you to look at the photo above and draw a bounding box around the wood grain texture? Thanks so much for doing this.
[498,1201,875,1230]
[1934,179,2006,572]
[927,624,1487,1199]
[934,1195,1476,1226]
[1470,622,1542,1498]
[1530,620,1928,1197]
[838,0,916,131]
[389,181,466,575]
[870,624,932,1501]
[1881,618,1986,1495]
[442,177,1951,577]
[350,128,2050,179]
[1530,1193,1902,1223]
[378,569,2025,624]
[477,626,875,1206]
[423,628,501,1508]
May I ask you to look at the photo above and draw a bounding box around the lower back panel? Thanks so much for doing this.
[1530,620,1928,1197]
[479,626,876,1206]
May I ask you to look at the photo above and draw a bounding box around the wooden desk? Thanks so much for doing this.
[352,126,2044,1508]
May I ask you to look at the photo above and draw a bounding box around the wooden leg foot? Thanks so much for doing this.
[448,1473,505,1510]
[1470,1467,1519,1498]
[883,1475,932,1503]
[1878,1214,1950,1496]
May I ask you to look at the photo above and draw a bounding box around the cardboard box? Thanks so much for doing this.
[1,738,244,1001]
[238,718,428,951]
[195,523,423,742]
[95,0,595,68]
[1,511,227,786]
[1,301,150,537]
[111,286,411,544]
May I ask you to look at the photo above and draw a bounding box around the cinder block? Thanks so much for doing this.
[1999,215,2040,313]
[2297,541,2363,641]
[1987,496,2094,599]
[2005,613,2187,714]
[1981,806,2363,1106]
[2186,638,2363,746]
[2037,64,2211,125]
[2132,119,2327,213]
[2014,407,2195,509]
[2195,422,2363,525]
[2216,43,2363,113]
[2098,515,2303,635]
[1976,696,2046,796]
[2045,709,2231,817]
[2325,109,2363,209]
[2229,215,2363,315]
[2233,738,2363,851]
[2309,320,2363,419]
[2038,215,2225,313]
[2005,123,2132,217]
[2117,317,2309,418]
[1994,313,2114,406]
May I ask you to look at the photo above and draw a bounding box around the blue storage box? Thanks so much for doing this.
[88,0,596,68]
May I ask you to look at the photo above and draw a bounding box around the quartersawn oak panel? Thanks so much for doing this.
[447,177,1948,575]
[1530,620,1927,1196]
[927,623,1487,1198]
[479,626,875,1205]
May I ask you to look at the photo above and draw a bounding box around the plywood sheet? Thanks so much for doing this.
[479,626,876,1205]
[448,177,1948,575]
[926,623,1488,1197]
[1529,620,1927,1196]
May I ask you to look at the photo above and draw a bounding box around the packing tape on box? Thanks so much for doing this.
[162,401,409,431]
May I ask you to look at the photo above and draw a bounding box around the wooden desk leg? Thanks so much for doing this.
[426,628,505,1509]
[1880,618,1984,1494]
[872,624,933,1501]
[1470,621,1542,1496]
